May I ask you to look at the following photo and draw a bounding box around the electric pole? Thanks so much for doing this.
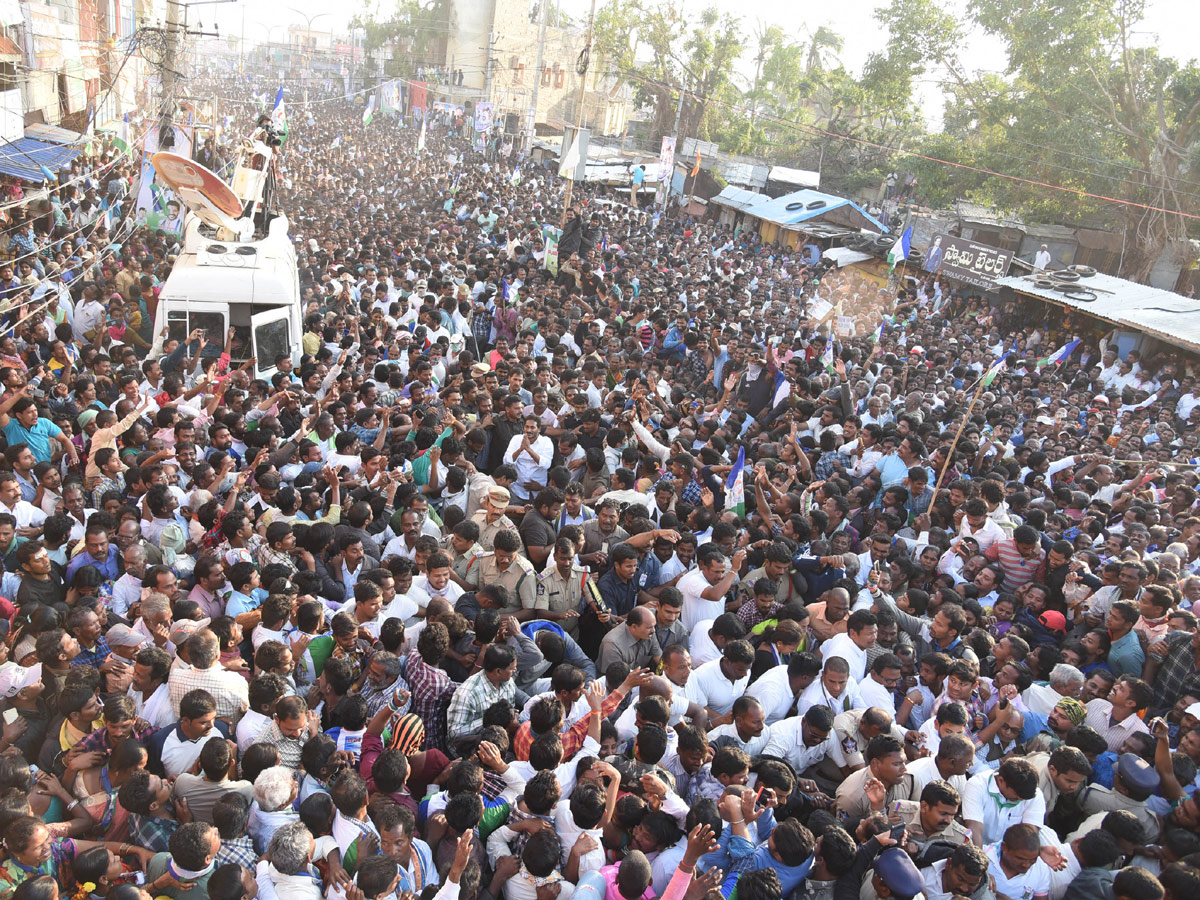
[559,0,596,226]
[526,0,548,155]
[159,0,185,133]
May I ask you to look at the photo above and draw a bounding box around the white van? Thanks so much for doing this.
[150,208,301,381]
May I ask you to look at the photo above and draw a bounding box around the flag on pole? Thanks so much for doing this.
[558,134,580,178]
[417,114,426,152]
[725,446,746,517]
[270,87,288,142]
[362,95,375,126]
[981,352,1010,387]
[329,134,342,149]
[872,321,885,344]
[111,135,131,157]
[1036,339,1080,369]
[691,151,701,177]
[821,337,836,374]
[887,226,913,272]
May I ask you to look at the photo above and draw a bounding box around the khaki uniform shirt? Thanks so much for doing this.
[465,552,537,611]
[470,511,516,552]
[537,564,588,637]
[892,799,972,850]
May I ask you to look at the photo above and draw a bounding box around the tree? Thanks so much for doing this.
[352,0,452,78]
[803,26,843,76]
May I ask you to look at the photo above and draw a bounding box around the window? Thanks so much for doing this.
[254,317,291,369]
[165,309,225,358]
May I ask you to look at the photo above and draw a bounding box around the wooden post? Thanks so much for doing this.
[933,378,987,496]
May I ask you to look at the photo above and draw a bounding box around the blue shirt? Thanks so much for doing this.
[3,417,62,464]
[65,546,120,583]
[1108,630,1145,677]
[225,590,259,617]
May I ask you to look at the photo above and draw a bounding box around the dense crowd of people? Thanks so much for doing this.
[0,69,1195,900]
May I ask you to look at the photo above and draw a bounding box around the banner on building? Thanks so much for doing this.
[135,123,193,235]
[475,102,494,134]
[411,81,428,115]
[922,233,1013,290]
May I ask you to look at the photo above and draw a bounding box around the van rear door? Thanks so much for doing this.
[250,306,292,379]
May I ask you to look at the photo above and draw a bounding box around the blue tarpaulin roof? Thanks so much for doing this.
[0,138,82,183]
[743,188,888,233]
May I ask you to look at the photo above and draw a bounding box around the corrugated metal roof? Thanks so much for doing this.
[743,189,887,232]
[710,186,766,212]
[994,271,1200,353]
[24,123,86,145]
[0,138,81,183]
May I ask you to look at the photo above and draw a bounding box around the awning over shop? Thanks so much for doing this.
[822,247,875,267]
[24,123,87,145]
[0,138,81,183]
[994,271,1200,354]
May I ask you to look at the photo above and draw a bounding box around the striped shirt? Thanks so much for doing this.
[984,538,1045,590]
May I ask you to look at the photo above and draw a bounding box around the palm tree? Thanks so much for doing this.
[804,25,843,74]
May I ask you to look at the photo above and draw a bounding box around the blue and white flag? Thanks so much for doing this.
[1036,339,1080,369]
[329,134,342,149]
[725,446,746,517]
[887,226,912,272]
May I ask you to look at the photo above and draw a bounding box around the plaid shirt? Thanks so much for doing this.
[512,684,626,761]
[76,721,157,754]
[446,670,519,743]
[72,637,111,670]
[216,835,258,869]
[1151,632,1200,711]
[403,650,457,752]
[128,812,178,854]
[257,543,298,574]
[815,450,854,482]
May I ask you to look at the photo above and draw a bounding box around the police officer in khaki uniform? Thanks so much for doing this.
[445,524,485,589]
[536,538,587,638]
[464,527,537,614]
[470,485,517,552]
[892,784,972,855]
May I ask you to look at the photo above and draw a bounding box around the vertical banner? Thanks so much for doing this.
[656,135,675,205]
[135,123,193,235]
[475,101,494,134]
[543,225,560,275]
[411,81,428,118]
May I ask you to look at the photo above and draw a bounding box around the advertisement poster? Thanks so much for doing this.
[923,233,1013,290]
[543,225,560,275]
[410,81,428,116]
[135,123,193,235]
[656,135,675,204]
[475,101,494,134]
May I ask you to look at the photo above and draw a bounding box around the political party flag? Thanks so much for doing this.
[821,336,835,374]
[725,446,746,517]
[270,87,288,141]
[111,136,131,157]
[362,95,375,126]
[872,321,884,344]
[981,351,1010,387]
[1036,339,1080,369]
[329,134,341,150]
[558,134,580,178]
[691,150,701,177]
[417,114,426,152]
[887,226,912,272]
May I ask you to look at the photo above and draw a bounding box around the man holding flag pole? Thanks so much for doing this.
[933,351,1009,495]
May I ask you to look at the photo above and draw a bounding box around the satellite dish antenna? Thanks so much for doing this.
[150,152,251,240]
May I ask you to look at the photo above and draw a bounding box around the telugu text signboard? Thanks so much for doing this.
[923,233,1012,290]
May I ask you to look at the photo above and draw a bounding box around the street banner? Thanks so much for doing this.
[923,233,1013,290]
